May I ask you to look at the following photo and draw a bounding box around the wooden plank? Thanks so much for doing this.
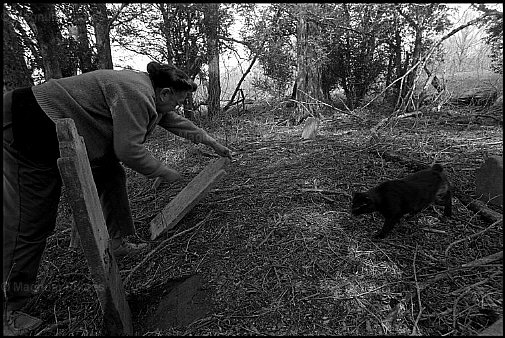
[150,157,230,240]
[55,118,133,336]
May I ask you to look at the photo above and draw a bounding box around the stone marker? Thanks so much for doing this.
[475,156,503,207]
[149,274,210,330]
[302,116,319,140]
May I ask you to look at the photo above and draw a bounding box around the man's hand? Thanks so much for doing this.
[152,167,182,189]
[212,142,233,160]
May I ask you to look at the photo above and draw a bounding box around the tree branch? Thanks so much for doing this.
[395,4,420,31]
[223,53,259,111]
[218,35,252,49]
[106,3,129,32]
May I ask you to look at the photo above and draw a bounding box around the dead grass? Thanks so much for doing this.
[32,99,503,336]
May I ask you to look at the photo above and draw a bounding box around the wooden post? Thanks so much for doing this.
[150,157,230,240]
[69,218,80,249]
[56,118,133,335]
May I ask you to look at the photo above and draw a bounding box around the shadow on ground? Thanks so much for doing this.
[128,274,211,334]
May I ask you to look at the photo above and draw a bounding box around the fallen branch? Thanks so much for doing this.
[124,210,213,287]
[223,56,259,112]
[450,271,501,296]
[294,89,365,121]
[370,111,423,136]
[444,218,503,260]
[411,245,424,336]
[299,187,350,195]
[421,228,447,235]
[373,150,428,171]
[453,187,503,224]
[35,319,74,336]
[461,250,503,268]
[257,229,275,248]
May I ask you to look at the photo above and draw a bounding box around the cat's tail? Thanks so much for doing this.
[432,163,444,172]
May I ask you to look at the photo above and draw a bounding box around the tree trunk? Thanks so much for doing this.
[392,13,403,104]
[341,4,356,110]
[384,48,395,102]
[3,5,34,91]
[90,3,113,69]
[159,3,175,62]
[29,3,63,80]
[295,3,324,123]
[405,28,423,94]
[72,3,95,73]
[204,3,221,119]
[354,6,376,105]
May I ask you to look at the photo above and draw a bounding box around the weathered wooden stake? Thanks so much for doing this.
[69,218,80,249]
[150,157,230,240]
[56,118,133,336]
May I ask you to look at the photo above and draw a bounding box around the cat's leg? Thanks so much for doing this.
[443,190,452,217]
[374,216,401,239]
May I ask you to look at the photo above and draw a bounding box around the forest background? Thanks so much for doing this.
[3,3,503,123]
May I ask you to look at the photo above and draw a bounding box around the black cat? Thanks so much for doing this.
[351,164,452,239]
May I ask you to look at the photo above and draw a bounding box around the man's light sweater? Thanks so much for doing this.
[32,69,208,179]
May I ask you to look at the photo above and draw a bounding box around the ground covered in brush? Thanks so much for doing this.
[33,101,502,336]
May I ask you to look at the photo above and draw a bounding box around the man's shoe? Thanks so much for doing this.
[3,310,43,336]
[112,238,147,257]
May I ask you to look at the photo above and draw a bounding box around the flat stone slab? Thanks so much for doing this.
[475,156,503,207]
[130,274,211,333]
[149,274,210,330]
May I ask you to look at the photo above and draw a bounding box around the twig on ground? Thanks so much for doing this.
[411,245,424,336]
[452,289,469,330]
[212,184,254,192]
[354,298,386,335]
[209,195,244,204]
[35,319,73,336]
[450,271,501,296]
[454,188,503,224]
[421,228,447,234]
[124,210,214,287]
[444,218,503,260]
[462,251,503,268]
[258,229,275,248]
[333,281,404,301]
[299,188,351,197]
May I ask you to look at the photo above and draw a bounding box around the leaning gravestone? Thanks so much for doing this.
[302,116,319,140]
[475,156,503,207]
